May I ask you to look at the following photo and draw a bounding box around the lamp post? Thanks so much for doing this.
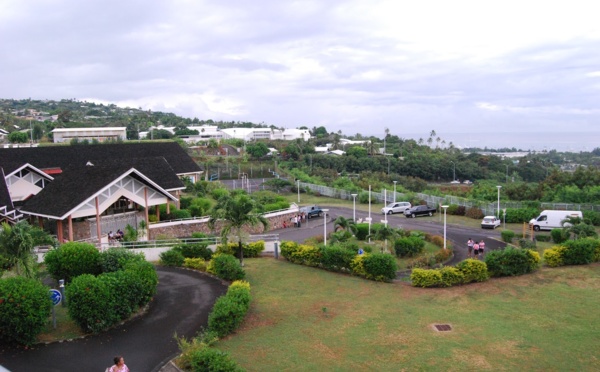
[496,185,502,217]
[442,205,449,249]
[296,179,300,203]
[384,189,388,225]
[503,208,507,229]
[323,209,329,246]
[450,161,456,181]
[351,193,358,222]
[368,185,372,242]
[393,181,397,203]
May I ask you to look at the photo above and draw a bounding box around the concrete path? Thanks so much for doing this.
[0,267,227,372]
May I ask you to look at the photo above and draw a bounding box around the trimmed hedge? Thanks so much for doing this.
[188,347,244,372]
[159,249,185,267]
[394,236,425,257]
[455,259,489,283]
[411,267,464,288]
[504,208,539,223]
[99,248,145,273]
[543,246,566,267]
[183,257,207,271]
[207,254,245,281]
[320,245,356,272]
[551,228,569,244]
[0,277,52,345]
[173,243,213,261]
[484,248,540,277]
[562,238,598,265]
[215,241,265,258]
[501,230,515,243]
[361,253,398,282]
[44,242,101,282]
[208,280,251,337]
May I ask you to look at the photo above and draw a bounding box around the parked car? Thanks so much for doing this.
[381,201,411,215]
[404,205,437,218]
[300,205,323,219]
[481,216,501,229]
[463,180,473,185]
[450,180,460,184]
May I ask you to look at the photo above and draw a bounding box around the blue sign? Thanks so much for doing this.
[49,289,62,306]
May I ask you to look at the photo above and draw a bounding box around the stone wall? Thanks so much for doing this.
[148,211,298,239]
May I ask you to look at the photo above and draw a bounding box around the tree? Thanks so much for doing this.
[346,146,367,158]
[8,131,28,143]
[334,216,358,235]
[208,194,269,266]
[0,221,54,278]
[367,225,400,253]
[246,142,270,159]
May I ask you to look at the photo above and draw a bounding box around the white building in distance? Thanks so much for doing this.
[51,127,127,143]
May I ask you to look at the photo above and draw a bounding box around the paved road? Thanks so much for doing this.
[274,206,507,263]
[0,267,227,372]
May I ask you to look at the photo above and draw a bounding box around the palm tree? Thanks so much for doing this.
[208,194,269,266]
[334,216,357,235]
[367,225,399,253]
[0,221,54,278]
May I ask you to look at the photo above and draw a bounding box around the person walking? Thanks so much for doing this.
[473,241,480,259]
[467,238,474,258]
[479,239,486,258]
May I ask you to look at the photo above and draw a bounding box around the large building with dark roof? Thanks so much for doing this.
[0,142,202,244]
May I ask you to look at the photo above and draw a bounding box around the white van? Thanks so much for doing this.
[529,210,583,231]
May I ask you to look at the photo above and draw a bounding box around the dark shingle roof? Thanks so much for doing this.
[0,142,201,176]
[20,160,179,219]
[0,168,14,211]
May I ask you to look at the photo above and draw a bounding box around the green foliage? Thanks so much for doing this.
[567,223,598,239]
[187,197,212,217]
[504,208,540,223]
[245,241,265,257]
[123,260,158,306]
[456,259,489,283]
[394,236,425,257]
[280,241,299,260]
[582,210,600,226]
[66,274,117,333]
[484,248,540,277]
[183,257,207,271]
[410,268,442,288]
[501,230,515,243]
[44,242,101,282]
[246,142,270,159]
[159,249,185,267]
[188,346,244,372]
[8,131,28,143]
[290,244,321,266]
[354,223,370,240]
[543,246,566,267]
[550,228,567,244]
[173,243,213,260]
[99,248,145,273]
[518,239,537,249]
[561,238,598,265]
[361,253,398,282]
[465,207,484,219]
[350,254,368,277]
[211,187,230,201]
[0,221,53,278]
[440,266,465,287]
[208,280,251,337]
[320,245,356,272]
[209,254,246,281]
[0,277,52,345]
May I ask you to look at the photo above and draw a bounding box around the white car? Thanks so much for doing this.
[481,216,501,229]
[381,202,412,215]
[450,180,460,184]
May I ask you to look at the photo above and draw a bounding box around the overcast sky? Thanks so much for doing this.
[1,0,599,150]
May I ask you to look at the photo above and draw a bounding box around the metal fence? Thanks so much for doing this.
[299,182,600,216]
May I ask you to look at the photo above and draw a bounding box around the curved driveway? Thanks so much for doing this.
[0,267,227,372]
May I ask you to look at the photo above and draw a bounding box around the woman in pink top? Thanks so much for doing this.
[473,242,480,258]
[479,240,486,257]
[108,356,129,372]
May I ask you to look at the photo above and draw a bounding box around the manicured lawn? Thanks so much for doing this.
[217,258,600,371]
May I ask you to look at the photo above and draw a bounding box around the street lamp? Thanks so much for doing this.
[502,208,507,229]
[442,205,449,249]
[368,185,372,242]
[322,209,329,246]
[450,161,456,181]
[496,185,502,217]
[351,193,358,222]
[384,189,388,225]
[393,181,397,203]
[296,179,300,203]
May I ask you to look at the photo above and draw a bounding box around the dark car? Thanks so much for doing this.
[300,205,323,219]
[404,205,436,218]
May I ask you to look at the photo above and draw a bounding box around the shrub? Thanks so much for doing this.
[188,346,244,372]
[209,254,245,281]
[0,277,52,345]
[562,238,597,265]
[290,244,321,266]
[543,246,566,267]
[362,253,398,282]
[484,248,540,277]
[215,242,237,256]
[99,248,145,273]
[44,242,101,282]
[191,232,209,239]
[320,245,356,272]
[245,240,265,258]
[280,241,299,260]
[440,266,465,287]
[67,274,117,333]
[207,281,251,337]
[429,235,444,248]
[410,268,442,288]
[99,270,141,320]
[551,228,570,244]
[434,248,453,263]
[354,223,370,240]
[504,208,539,223]
[173,243,213,260]
[350,254,368,277]
[583,210,600,226]
[159,249,185,267]
[446,204,459,215]
[465,207,484,219]
[518,238,537,249]
[394,237,425,257]
[501,230,515,243]
[124,260,158,306]
[456,259,489,283]
[536,234,551,242]
[183,257,207,271]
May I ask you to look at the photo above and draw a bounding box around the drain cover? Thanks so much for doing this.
[434,324,452,332]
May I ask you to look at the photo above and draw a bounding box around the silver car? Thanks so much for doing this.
[381,202,412,215]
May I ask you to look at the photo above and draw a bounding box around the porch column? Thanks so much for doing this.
[95,196,102,246]
[166,201,171,214]
[57,220,64,243]
[68,215,74,242]
[176,190,181,209]
[156,203,160,220]
[38,216,44,228]
[144,187,149,231]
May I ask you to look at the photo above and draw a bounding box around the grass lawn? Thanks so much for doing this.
[217,258,600,371]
